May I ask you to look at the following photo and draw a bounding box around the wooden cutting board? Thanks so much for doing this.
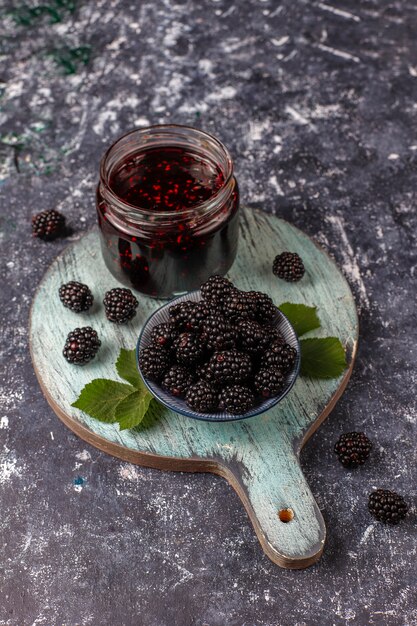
[30,208,358,569]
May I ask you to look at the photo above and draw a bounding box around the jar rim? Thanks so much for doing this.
[99,124,235,219]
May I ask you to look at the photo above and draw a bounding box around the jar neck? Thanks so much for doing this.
[98,124,236,233]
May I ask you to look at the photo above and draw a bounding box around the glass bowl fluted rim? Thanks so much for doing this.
[136,290,301,423]
[99,124,235,220]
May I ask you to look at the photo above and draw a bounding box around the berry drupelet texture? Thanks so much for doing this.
[169,300,198,330]
[334,432,372,468]
[151,323,178,349]
[161,365,194,397]
[201,275,233,304]
[273,252,305,282]
[59,281,93,313]
[103,288,138,324]
[222,288,257,321]
[185,380,218,413]
[263,342,297,374]
[237,319,269,355]
[254,367,285,397]
[139,345,171,382]
[63,327,101,365]
[207,349,252,386]
[248,291,276,324]
[201,313,237,352]
[368,489,408,524]
[218,385,255,415]
[32,209,66,240]
[174,332,205,366]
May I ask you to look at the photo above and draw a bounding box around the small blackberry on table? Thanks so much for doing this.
[103,288,138,323]
[139,345,171,382]
[174,332,205,366]
[185,380,218,413]
[59,281,93,313]
[207,349,252,386]
[201,312,237,351]
[263,342,297,374]
[273,252,305,282]
[201,275,233,304]
[63,327,101,365]
[368,489,408,524]
[161,365,194,397]
[219,385,255,415]
[254,367,285,397]
[32,209,66,240]
[151,323,178,349]
[334,432,372,468]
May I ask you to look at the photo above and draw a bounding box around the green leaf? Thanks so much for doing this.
[116,348,142,388]
[300,337,347,379]
[279,302,320,337]
[115,389,154,431]
[72,379,135,423]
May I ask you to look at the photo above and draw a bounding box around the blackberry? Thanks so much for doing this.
[139,345,171,381]
[334,432,372,468]
[63,327,101,365]
[218,385,255,415]
[368,489,408,525]
[263,342,297,374]
[273,252,305,282]
[201,275,233,304]
[151,323,177,349]
[32,209,66,240]
[185,301,212,332]
[237,319,269,355]
[201,313,237,351]
[264,326,285,346]
[248,291,276,324]
[59,281,93,313]
[185,380,218,413]
[174,332,205,366]
[222,288,256,321]
[254,368,285,397]
[169,300,198,330]
[196,363,219,385]
[207,350,252,386]
[161,365,194,397]
[103,288,138,324]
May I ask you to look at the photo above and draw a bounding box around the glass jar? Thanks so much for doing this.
[96,125,240,299]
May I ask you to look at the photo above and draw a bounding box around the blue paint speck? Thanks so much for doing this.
[73,476,85,486]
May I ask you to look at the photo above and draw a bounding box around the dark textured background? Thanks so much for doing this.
[1,1,416,624]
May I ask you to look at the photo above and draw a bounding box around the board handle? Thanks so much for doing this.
[220,452,326,569]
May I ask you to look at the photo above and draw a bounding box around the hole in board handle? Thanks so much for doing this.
[278,508,294,523]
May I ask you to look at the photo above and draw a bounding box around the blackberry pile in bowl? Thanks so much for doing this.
[137,276,300,422]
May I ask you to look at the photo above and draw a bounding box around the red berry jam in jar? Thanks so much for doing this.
[96,125,239,298]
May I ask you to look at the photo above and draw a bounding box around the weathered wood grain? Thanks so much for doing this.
[29,208,358,569]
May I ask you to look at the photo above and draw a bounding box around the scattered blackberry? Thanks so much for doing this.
[151,323,178,349]
[139,345,171,381]
[174,332,205,366]
[368,489,408,525]
[254,368,285,397]
[263,342,297,374]
[248,291,276,324]
[103,288,138,323]
[219,385,255,415]
[237,319,269,355]
[201,275,233,304]
[273,252,305,282]
[59,281,93,313]
[32,209,66,240]
[207,350,252,386]
[185,380,218,413]
[161,365,194,397]
[169,300,198,330]
[201,313,237,351]
[334,432,372,468]
[222,288,256,321]
[63,327,101,365]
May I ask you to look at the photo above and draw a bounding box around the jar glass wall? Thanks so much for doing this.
[96,125,240,299]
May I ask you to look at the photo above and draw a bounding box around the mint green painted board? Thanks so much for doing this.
[30,209,358,569]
